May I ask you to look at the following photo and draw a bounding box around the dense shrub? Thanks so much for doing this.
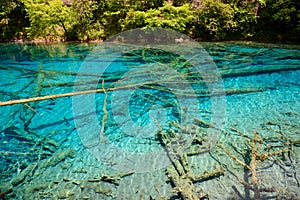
[1,0,299,41]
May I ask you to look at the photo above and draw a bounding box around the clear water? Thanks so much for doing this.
[0,42,299,199]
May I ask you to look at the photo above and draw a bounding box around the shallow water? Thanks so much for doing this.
[0,41,299,199]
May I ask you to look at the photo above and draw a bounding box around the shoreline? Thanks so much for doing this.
[1,32,300,45]
[1,38,300,47]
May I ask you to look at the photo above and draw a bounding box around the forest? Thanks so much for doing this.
[0,0,299,42]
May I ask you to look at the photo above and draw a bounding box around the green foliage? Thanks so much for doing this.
[172,0,192,7]
[22,0,75,41]
[270,0,297,23]
[268,0,299,31]
[102,10,127,39]
[71,0,104,41]
[194,0,237,40]
[257,0,299,37]
[98,0,129,38]
[230,0,266,37]
[148,0,165,9]
[1,0,299,42]
[230,4,258,38]
[0,0,28,41]
[123,3,194,34]
[122,10,147,30]
[139,0,164,10]
[145,3,194,33]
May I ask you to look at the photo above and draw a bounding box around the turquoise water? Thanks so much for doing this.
[0,42,299,199]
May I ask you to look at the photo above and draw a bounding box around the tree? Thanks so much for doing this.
[0,0,29,41]
[141,0,164,10]
[172,0,192,7]
[70,0,104,41]
[22,0,75,41]
[230,0,266,38]
[100,0,128,38]
[124,0,164,10]
[258,0,300,35]
[193,0,237,40]
[122,9,147,30]
[122,3,194,34]
[1,0,299,41]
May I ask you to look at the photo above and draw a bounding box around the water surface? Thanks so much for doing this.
[0,42,299,199]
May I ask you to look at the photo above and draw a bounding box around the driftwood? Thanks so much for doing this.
[1,44,292,108]
[0,78,156,106]
[0,84,273,107]
[0,88,105,106]
[99,80,108,142]
[155,120,224,199]
[217,127,287,199]
[0,65,194,106]
[1,41,299,108]
[0,190,7,200]
[0,148,75,194]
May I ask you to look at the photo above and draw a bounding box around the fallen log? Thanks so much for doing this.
[0,78,164,106]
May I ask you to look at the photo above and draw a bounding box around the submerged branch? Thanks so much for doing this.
[99,80,108,142]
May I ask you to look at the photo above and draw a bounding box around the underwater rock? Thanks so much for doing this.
[92,183,111,194]
[94,185,112,195]
[57,189,75,199]
[82,183,112,196]
[25,183,51,193]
